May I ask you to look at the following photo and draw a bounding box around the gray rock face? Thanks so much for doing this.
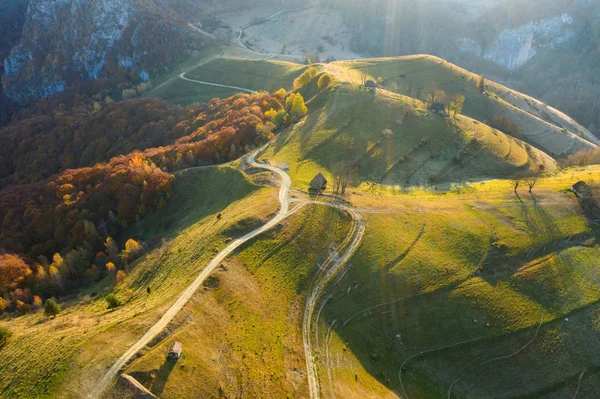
[458,13,576,70]
[2,0,204,103]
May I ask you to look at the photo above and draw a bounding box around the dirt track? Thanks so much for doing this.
[93,147,292,398]
[94,145,365,399]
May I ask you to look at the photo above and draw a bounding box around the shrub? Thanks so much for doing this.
[318,73,332,90]
[106,293,122,309]
[293,66,318,89]
[0,327,12,348]
[0,298,6,314]
[289,93,308,121]
[121,239,142,263]
[124,289,134,301]
[44,299,61,317]
[115,270,127,285]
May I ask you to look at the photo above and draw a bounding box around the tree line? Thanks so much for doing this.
[0,88,306,316]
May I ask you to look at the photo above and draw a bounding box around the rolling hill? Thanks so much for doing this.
[1,53,600,399]
[265,80,557,189]
[325,56,599,155]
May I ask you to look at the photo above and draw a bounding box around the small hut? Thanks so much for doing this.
[364,80,377,93]
[168,341,183,359]
[429,102,446,115]
[572,181,593,198]
[310,173,328,192]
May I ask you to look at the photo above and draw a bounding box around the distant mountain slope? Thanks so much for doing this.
[0,0,28,124]
[1,0,212,104]
[327,56,599,157]
[327,0,600,138]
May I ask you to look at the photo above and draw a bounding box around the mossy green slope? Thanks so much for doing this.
[0,165,277,398]
[265,82,556,190]
[186,58,307,92]
[326,56,598,157]
[320,183,600,398]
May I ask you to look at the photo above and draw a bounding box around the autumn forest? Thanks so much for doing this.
[0,88,306,315]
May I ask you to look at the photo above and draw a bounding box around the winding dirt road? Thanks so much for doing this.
[94,143,364,399]
[93,147,291,398]
[179,72,255,94]
[302,204,366,399]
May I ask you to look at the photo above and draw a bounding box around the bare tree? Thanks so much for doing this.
[525,165,545,194]
[333,162,358,197]
[524,176,538,193]
[360,70,368,87]
[513,177,522,195]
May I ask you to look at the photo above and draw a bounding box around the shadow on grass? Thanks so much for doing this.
[150,358,177,396]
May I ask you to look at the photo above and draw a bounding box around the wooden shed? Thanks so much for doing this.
[310,172,328,192]
[572,181,593,198]
[429,102,446,115]
[364,80,377,93]
[168,341,183,359]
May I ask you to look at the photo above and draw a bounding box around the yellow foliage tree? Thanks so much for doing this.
[115,270,127,285]
[318,73,332,90]
[121,239,142,263]
[293,66,318,88]
[106,262,116,275]
[290,93,308,121]
[274,88,287,100]
[33,295,43,309]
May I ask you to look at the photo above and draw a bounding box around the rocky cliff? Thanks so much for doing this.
[331,0,600,137]
[2,0,209,104]
[458,14,576,70]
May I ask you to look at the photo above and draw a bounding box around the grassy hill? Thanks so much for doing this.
[3,53,600,399]
[318,169,600,398]
[186,58,306,93]
[0,165,278,398]
[123,203,352,398]
[325,56,599,156]
[264,81,557,190]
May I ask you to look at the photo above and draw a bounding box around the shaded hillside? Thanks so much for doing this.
[186,58,306,92]
[327,56,598,156]
[265,81,557,189]
[1,0,212,104]
[0,0,28,125]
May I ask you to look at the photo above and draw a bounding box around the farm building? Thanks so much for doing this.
[572,181,593,198]
[429,102,447,115]
[168,341,183,359]
[364,80,377,93]
[310,173,328,192]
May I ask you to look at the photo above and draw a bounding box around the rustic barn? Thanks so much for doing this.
[429,102,446,115]
[310,172,327,192]
[168,341,183,359]
[365,80,377,93]
[572,181,593,198]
